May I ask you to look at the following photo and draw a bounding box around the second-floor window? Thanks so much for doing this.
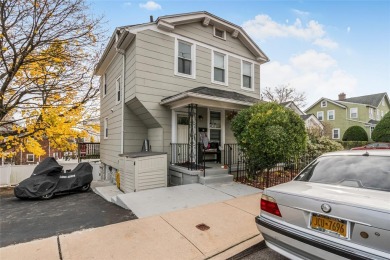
[103,73,107,97]
[104,118,108,139]
[212,52,227,84]
[242,61,253,90]
[327,110,335,120]
[317,111,324,121]
[350,108,358,118]
[369,108,374,119]
[178,40,193,76]
[116,77,121,104]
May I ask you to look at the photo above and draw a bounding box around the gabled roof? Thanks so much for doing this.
[305,97,346,113]
[300,114,312,120]
[155,11,269,62]
[281,101,305,115]
[340,92,388,107]
[95,11,269,75]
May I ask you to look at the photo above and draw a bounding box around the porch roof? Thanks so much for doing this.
[160,87,262,109]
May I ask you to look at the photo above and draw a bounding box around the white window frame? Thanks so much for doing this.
[207,108,225,147]
[332,128,340,139]
[26,154,34,162]
[213,26,226,40]
[376,109,380,120]
[103,73,107,98]
[350,107,358,119]
[241,60,254,91]
[211,51,228,86]
[321,100,327,107]
[115,76,121,104]
[327,110,335,120]
[317,111,324,121]
[369,108,374,119]
[370,126,375,138]
[104,118,108,139]
[174,38,196,79]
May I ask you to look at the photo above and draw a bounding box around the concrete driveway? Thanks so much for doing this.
[0,187,137,248]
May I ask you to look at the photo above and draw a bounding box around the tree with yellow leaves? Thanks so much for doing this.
[0,0,103,160]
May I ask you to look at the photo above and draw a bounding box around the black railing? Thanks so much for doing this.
[233,154,316,189]
[78,142,100,162]
[223,143,243,174]
[170,143,204,171]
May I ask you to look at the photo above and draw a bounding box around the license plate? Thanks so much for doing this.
[310,213,348,238]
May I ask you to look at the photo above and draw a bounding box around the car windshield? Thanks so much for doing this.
[295,155,390,192]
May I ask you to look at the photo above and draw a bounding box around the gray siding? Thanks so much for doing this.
[100,53,123,167]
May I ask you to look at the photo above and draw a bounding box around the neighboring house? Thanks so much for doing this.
[305,92,390,140]
[281,101,323,131]
[95,12,269,181]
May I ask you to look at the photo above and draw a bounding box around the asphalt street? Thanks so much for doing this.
[0,187,137,247]
[229,242,288,260]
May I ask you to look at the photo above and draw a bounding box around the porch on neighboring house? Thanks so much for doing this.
[160,87,259,185]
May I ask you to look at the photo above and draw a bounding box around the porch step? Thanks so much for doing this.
[203,167,229,176]
[198,174,234,185]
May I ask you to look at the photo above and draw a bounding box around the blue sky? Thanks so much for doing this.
[87,0,390,108]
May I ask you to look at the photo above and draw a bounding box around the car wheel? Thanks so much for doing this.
[80,183,91,192]
[41,193,54,200]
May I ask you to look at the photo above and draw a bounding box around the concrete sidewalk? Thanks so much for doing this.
[0,193,263,260]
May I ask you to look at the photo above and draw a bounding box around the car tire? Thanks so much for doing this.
[80,183,91,192]
[41,193,54,200]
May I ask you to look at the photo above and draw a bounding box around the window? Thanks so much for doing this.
[212,52,227,84]
[317,111,324,121]
[321,100,327,107]
[369,108,374,119]
[350,108,358,118]
[176,40,195,77]
[370,126,375,138]
[376,110,380,120]
[327,110,335,120]
[116,77,121,104]
[332,128,340,139]
[242,61,253,90]
[213,27,226,40]
[104,118,108,139]
[26,154,34,162]
[103,73,107,97]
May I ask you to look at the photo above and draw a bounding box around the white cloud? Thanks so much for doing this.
[292,9,310,17]
[243,14,338,50]
[262,51,357,108]
[313,38,339,49]
[139,1,161,10]
[242,14,325,41]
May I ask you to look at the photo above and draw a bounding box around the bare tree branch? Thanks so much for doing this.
[262,84,307,108]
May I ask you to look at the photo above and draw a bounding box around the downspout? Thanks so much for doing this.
[121,51,125,154]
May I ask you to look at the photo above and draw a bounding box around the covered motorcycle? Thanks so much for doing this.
[14,157,93,199]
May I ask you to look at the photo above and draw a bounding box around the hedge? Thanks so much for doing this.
[342,126,368,141]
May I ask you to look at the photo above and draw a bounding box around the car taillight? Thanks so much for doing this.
[261,194,282,217]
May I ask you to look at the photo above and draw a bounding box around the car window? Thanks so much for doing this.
[295,155,390,192]
[367,143,377,148]
[378,143,390,148]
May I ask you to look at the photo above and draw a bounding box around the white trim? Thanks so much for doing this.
[26,154,34,162]
[332,128,340,139]
[350,107,358,119]
[369,107,374,119]
[376,109,380,120]
[213,26,226,40]
[321,100,327,108]
[317,111,324,121]
[211,50,228,86]
[104,118,108,139]
[327,110,335,120]
[241,60,254,91]
[305,98,346,113]
[174,38,196,79]
[115,76,121,104]
[160,92,254,107]
[171,110,177,143]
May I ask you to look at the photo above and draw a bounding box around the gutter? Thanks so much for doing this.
[160,92,255,106]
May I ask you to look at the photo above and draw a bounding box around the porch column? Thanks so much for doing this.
[187,104,198,170]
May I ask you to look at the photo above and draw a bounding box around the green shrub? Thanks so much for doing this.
[231,102,307,171]
[342,126,368,141]
[307,134,344,158]
[372,112,390,142]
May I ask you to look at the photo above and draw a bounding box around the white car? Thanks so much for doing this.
[256,150,390,260]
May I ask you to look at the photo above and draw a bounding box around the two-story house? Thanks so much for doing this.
[95,12,269,186]
[305,92,390,140]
